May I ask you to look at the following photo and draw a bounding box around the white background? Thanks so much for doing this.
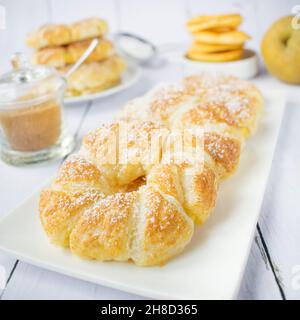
[0,0,300,300]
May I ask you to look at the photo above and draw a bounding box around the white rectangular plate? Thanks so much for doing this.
[0,89,286,300]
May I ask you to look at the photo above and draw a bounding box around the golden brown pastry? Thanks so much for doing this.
[182,74,264,138]
[40,121,196,266]
[70,18,108,43]
[40,74,263,266]
[32,38,114,68]
[26,24,71,49]
[120,74,263,139]
[192,30,251,45]
[66,38,113,65]
[60,55,126,97]
[31,46,66,68]
[118,75,263,175]
[185,13,251,63]
[26,17,108,49]
[186,48,243,62]
[117,85,241,180]
[189,42,243,54]
[187,14,243,33]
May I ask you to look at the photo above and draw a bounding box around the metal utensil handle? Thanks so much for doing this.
[64,38,99,79]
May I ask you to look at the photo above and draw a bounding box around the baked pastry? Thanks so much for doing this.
[186,48,243,62]
[121,74,263,139]
[27,18,125,98]
[185,13,251,62]
[60,55,125,97]
[192,30,251,45]
[26,24,71,49]
[39,74,263,266]
[188,42,243,54]
[118,86,240,180]
[66,38,113,65]
[32,38,114,68]
[71,17,108,43]
[26,17,108,49]
[182,74,263,137]
[118,75,263,173]
[187,14,242,33]
[40,121,197,266]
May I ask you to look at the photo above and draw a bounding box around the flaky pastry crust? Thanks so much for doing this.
[40,74,263,266]
[27,17,108,49]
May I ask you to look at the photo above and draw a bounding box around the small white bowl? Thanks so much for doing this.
[168,49,259,79]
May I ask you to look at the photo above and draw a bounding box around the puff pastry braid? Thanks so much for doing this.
[118,74,263,177]
[40,122,197,266]
[40,74,263,266]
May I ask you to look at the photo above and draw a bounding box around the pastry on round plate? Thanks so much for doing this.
[31,46,66,68]
[60,55,125,97]
[66,38,113,65]
[26,17,108,49]
[32,38,114,68]
[26,24,71,49]
[70,17,108,43]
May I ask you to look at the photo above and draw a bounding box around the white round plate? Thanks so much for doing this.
[64,63,142,105]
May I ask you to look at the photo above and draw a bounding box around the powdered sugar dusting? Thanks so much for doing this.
[86,192,135,226]
[41,73,262,263]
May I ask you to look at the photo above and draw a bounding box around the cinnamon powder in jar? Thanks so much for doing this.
[0,98,62,152]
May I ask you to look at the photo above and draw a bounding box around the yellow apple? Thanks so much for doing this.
[261,16,300,84]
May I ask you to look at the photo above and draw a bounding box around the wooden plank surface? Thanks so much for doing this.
[0,0,299,300]
[238,234,282,300]
[256,102,300,299]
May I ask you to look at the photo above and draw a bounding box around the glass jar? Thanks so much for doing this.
[0,54,75,165]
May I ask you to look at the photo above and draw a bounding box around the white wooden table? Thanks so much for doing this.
[0,0,300,300]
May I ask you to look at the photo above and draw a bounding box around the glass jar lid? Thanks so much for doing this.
[0,53,66,109]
